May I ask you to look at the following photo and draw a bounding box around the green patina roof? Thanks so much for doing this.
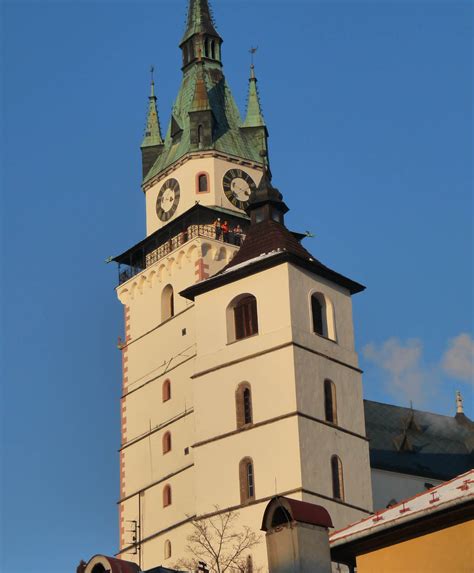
[143,62,265,183]
[181,0,221,45]
[141,78,164,148]
[242,65,266,129]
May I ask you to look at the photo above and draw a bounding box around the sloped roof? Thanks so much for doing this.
[181,0,221,45]
[330,469,473,547]
[144,64,263,183]
[364,400,474,480]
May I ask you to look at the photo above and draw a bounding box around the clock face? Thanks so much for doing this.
[222,168,257,210]
[156,178,180,222]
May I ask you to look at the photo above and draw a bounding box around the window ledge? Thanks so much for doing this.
[313,332,338,344]
[226,333,259,346]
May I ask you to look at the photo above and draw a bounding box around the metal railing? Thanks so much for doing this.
[118,224,246,285]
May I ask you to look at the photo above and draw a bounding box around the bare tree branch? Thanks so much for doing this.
[173,508,261,573]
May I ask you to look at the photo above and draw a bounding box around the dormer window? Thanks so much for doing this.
[254,207,265,224]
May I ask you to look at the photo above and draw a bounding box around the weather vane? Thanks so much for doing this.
[249,46,258,65]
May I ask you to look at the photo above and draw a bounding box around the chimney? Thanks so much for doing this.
[261,497,333,573]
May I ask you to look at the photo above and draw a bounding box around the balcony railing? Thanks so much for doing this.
[118,224,246,285]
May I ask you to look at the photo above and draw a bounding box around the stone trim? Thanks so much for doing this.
[117,463,194,504]
[191,340,362,380]
[120,408,194,451]
[119,304,131,551]
[123,353,195,398]
[195,258,210,282]
[192,411,369,449]
[142,150,262,192]
[117,485,371,557]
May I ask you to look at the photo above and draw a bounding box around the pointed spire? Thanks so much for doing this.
[181,0,222,45]
[141,66,164,148]
[243,63,266,128]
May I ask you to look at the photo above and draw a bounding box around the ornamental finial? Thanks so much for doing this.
[456,390,464,414]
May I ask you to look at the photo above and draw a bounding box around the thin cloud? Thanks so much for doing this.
[363,338,428,405]
[442,333,474,385]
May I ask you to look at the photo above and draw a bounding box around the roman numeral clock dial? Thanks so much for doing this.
[222,169,257,210]
[156,178,181,222]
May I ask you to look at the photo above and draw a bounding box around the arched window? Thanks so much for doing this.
[162,379,171,402]
[331,455,344,501]
[163,484,172,507]
[239,457,255,504]
[204,38,209,58]
[163,431,172,454]
[210,40,216,60]
[246,555,253,573]
[311,292,336,340]
[198,173,208,193]
[164,539,172,560]
[228,294,258,342]
[324,379,337,424]
[235,383,253,428]
[161,284,174,321]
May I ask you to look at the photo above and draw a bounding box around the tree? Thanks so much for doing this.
[174,508,261,573]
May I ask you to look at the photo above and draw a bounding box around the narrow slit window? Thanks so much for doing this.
[163,484,172,507]
[331,455,344,501]
[243,388,252,424]
[163,432,171,454]
[162,379,171,402]
[239,457,256,504]
[324,379,337,424]
[311,294,324,335]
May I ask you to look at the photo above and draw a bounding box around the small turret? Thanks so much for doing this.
[180,0,222,69]
[140,67,164,178]
[241,62,269,166]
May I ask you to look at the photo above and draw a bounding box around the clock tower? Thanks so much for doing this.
[139,0,267,236]
[112,1,372,570]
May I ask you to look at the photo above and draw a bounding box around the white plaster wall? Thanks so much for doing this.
[123,359,195,445]
[193,263,293,373]
[298,417,373,521]
[122,419,195,496]
[293,346,366,437]
[145,155,263,235]
[371,468,442,511]
[193,345,297,442]
[287,265,359,367]
[194,417,302,514]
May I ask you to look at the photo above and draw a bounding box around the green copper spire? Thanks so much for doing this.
[141,66,164,148]
[181,0,221,45]
[242,64,266,128]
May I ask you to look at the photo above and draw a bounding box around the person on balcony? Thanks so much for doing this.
[213,218,222,240]
[233,224,243,246]
[221,220,229,242]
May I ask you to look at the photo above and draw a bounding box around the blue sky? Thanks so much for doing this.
[1,1,472,572]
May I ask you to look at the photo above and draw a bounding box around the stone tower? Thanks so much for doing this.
[112,1,373,570]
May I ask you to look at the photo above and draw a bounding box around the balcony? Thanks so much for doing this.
[113,204,249,285]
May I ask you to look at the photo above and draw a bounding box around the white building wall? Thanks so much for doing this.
[371,468,442,511]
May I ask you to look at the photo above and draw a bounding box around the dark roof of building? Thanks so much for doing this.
[364,400,474,481]
[224,219,312,270]
[261,496,333,531]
